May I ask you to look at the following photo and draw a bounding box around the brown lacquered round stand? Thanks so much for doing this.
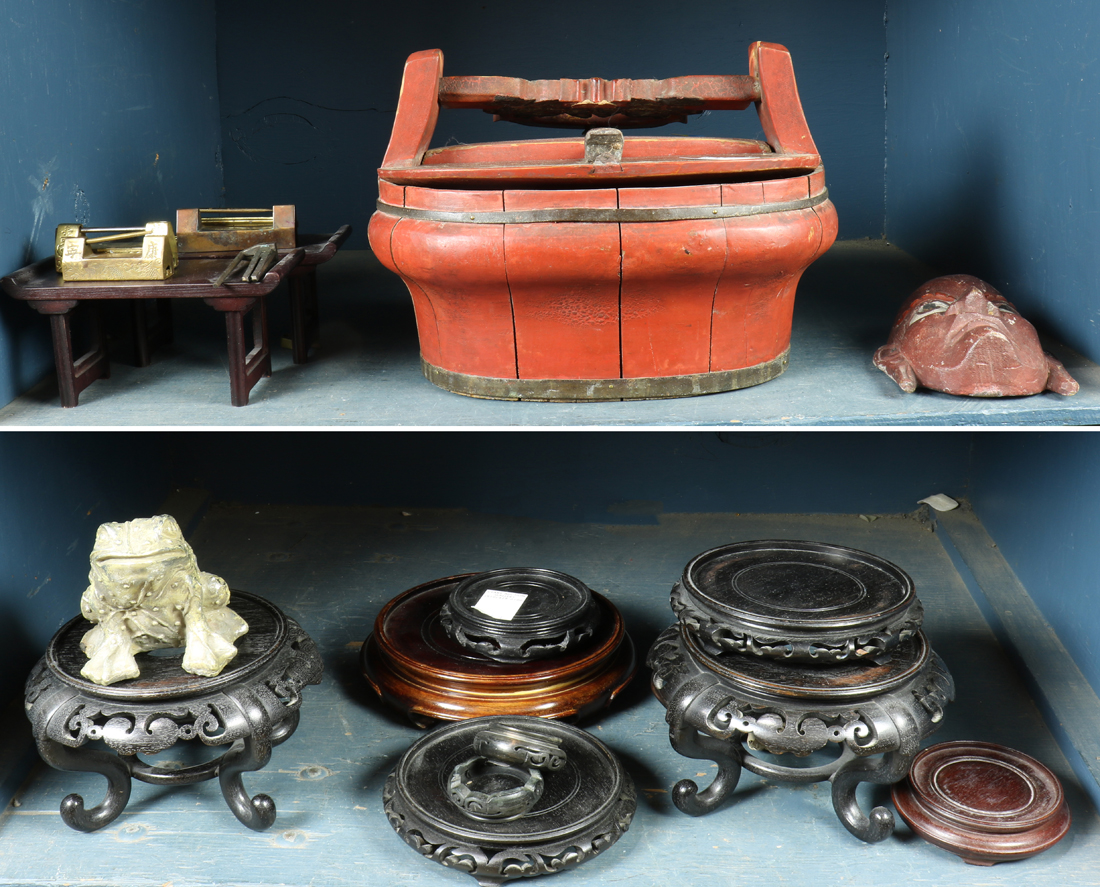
[891,741,1071,865]
[362,575,636,725]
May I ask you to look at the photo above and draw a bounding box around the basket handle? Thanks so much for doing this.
[438,73,759,129]
[381,42,815,168]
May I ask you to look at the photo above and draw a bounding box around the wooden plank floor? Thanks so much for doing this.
[2,242,1099,426]
[0,506,1095,885]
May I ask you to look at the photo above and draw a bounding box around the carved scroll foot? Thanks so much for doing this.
[669,723,743,816]
[269,709,300,747]
[829,749,912,843]
[37,738,133,832]
[218,734,276,831]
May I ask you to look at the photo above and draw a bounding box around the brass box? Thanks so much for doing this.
[176,205,296,253]
[56,222,179,281]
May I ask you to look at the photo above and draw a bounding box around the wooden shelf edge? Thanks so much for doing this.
[934,504,1100,812]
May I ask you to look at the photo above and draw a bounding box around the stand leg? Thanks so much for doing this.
[269,709,300,747]
[131,298,173,367]
[36,737,132,832]
[668,720,743,816]
[222,299,271,406]
[288,269,319,364]
[829,749,912,843]
[218,734,277,831]
[48,306,109,407]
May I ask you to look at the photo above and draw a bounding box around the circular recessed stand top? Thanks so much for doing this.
[675,540,922,662]
[45,591,288,701]
[441,568,599,662]
[891,741,1071,865]
[362,574,635,724]
[384,715,636,886]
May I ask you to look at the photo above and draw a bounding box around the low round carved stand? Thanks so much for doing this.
[362,573,636,725]
[383,715,636,886]
[649,540,954,843]
[891,741,1071,864]
[24,590,323,832]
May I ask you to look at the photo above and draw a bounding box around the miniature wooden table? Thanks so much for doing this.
[173,226,353,365]
[1,250,304,406]
[23,591,323,832]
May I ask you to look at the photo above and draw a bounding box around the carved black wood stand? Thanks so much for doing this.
[24,591,322,832]
[384,715,636,886]
[649,624,954,842]
[649,540,954,843]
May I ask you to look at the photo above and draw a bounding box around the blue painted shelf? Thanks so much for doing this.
[2,242,1098,426]
[0,503,1096,885]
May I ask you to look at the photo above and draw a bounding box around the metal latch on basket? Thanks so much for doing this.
[584,128,624,163]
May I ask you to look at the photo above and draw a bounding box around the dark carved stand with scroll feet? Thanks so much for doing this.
[24,590,322,832]
[649,625,954,842]
[649,539,955,843]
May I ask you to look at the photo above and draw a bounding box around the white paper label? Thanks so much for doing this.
[473,589,528,621]
[918,494,959,512]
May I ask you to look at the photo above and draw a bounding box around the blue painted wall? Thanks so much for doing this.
[214,0,887,248]
[886,0,1100,364]
[160,431,973,521]
[967,431,1100,697]
[0,433,171,708]
[0,0,225,406]
[5,429,1100,716]
[0,430,974,709]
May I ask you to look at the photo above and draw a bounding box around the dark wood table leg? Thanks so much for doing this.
[288,267,319,364]
[209,296,271,406]
[131,298,174,367]
[43,303,110,407]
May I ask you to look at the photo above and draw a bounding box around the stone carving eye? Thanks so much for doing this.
[996,303,1018,315]
[908,299,950,325]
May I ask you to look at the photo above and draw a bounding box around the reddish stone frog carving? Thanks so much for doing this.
[873,275,1078,397]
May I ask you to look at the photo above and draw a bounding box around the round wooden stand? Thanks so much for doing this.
[672,539,924,662]
[891,741,1071,864]
[24,591,323,832]
[362,574,636,725]
[649,624,954,842]
[649,540,953,843]
[383,715,636,886]
[440,568,600,662]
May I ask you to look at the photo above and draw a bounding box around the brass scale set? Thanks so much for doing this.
[53,205,296,283]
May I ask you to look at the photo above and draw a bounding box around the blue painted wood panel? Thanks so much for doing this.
[0,0,225,406]
[159,429,972,522]
[215,0,887,246]
[886,0,1100,364]
[0,505,1093,885]
[966,432,1100,699]
[0,434,171,706]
